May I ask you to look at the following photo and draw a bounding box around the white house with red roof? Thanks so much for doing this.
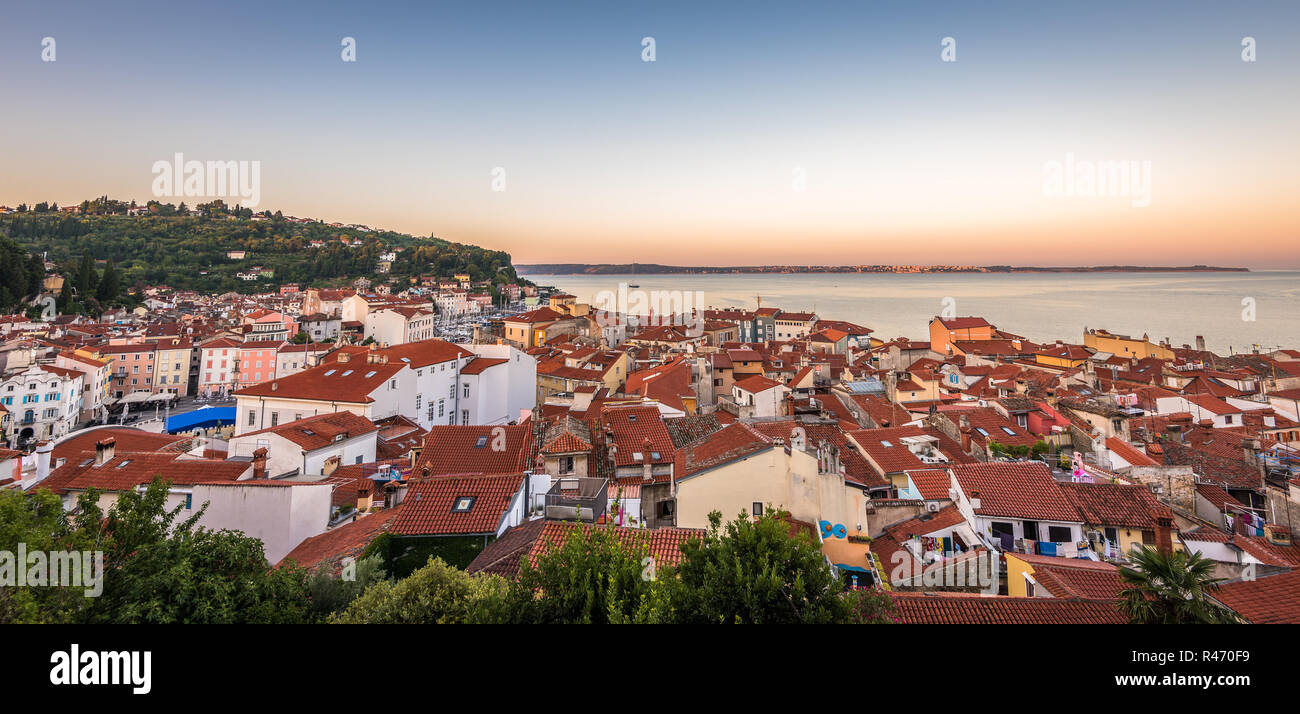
[728,374,789,419]
[1,364,83,448]
[364,305,436,346]
[1155,393,1245,428]
[228,411,378,478]
[236,339,532,434]
[949,462,1085,552]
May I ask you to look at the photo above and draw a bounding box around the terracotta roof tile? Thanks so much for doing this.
[391,473,524,536]
[278,506,404,572]
[1210,570,1300,624]
[890,592,1126,624]
[952,462,1080,522]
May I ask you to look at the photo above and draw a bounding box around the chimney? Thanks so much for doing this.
[1155,516,1174,557]
[1241,438,1265,480]
[94,437,116,466]
[642,438,654,482]
[410,444,423,469]
[252,447,268,479]
[959,414,972,452]
[969,489,982,511]
[35,440,53,482]
[1195,335,1205,352]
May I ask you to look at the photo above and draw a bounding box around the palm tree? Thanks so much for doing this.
[1118,546,1238,624]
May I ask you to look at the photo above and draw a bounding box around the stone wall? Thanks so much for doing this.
[1121,465,1196,514]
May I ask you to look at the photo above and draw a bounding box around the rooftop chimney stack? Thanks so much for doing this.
[35,440,53,481]
[252,447,268,479]
[94,437,116,466]
[1155,516,1174,557]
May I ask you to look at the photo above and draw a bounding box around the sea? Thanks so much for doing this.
[518,271,1300,355]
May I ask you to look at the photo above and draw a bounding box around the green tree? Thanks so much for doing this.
[96,259,120,302]
[663,510,852,624]
[511,525,666,624]
[75,254,97,294]
[332,556,513,624]
[2,479,311,624]
[1118,545,1238,624]
[83,479,310,624]
[302,553,387,622]
[57,278,75,312]
[0,489,98,623]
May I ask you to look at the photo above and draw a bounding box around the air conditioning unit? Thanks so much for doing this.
[925,501,941,513]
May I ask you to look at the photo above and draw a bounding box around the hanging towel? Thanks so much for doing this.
[1039,541,1057,556]
[999,532,1014,551]
[1060,541,1078,558]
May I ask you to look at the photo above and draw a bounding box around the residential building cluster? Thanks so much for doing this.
[5,286,1300,624]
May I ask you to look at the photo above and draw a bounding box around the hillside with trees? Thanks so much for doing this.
[0,199,526,297]
[0,234,45,312]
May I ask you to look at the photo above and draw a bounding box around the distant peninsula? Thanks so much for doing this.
[517,263,1249,275]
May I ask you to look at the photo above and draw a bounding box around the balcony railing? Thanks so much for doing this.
[544,477,608,523]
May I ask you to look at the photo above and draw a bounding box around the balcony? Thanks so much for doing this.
[544,477,608,523]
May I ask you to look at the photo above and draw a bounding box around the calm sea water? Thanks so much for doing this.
[520,271,1300,355]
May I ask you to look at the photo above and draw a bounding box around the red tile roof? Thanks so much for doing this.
[679,422,774,477]
[601,405,675,467]
[36,451,249,495]
[1105,436,1160,467]
[278,506,404,572]
[907,468,953,500]
[733,374,785,394]
[505,307,564,324]
[1210,570,1300,624]
[460,357,508,375]
[51,428,188,464]
[1009,552,1125,600]
[1195,483,1244,512]
[391,473,525,536]
[235,360,404,403]
[414,424,536,476]
[952,462,1080,522]
[936,316,992,330]
[883,504,968,541]
[890,592,1126,624]
[1057,482,1172,530]
[237,411,377,451]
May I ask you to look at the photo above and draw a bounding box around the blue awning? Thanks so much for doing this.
[166,406,236,434]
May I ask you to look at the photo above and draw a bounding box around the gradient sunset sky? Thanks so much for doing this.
[2,1,1297,267]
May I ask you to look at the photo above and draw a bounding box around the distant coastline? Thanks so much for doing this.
[518,263,1250,276]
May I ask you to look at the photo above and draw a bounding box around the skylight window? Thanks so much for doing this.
[880,440,893,448]
[341,370,353,376]
[975,427,989,437]
[115,459,132,468]
[633,452,644,461]
[451,496,475,513]
[365,371,377,378]
[1001,426,1017,436]
[323,369,336,376]
[474,436,488,448]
